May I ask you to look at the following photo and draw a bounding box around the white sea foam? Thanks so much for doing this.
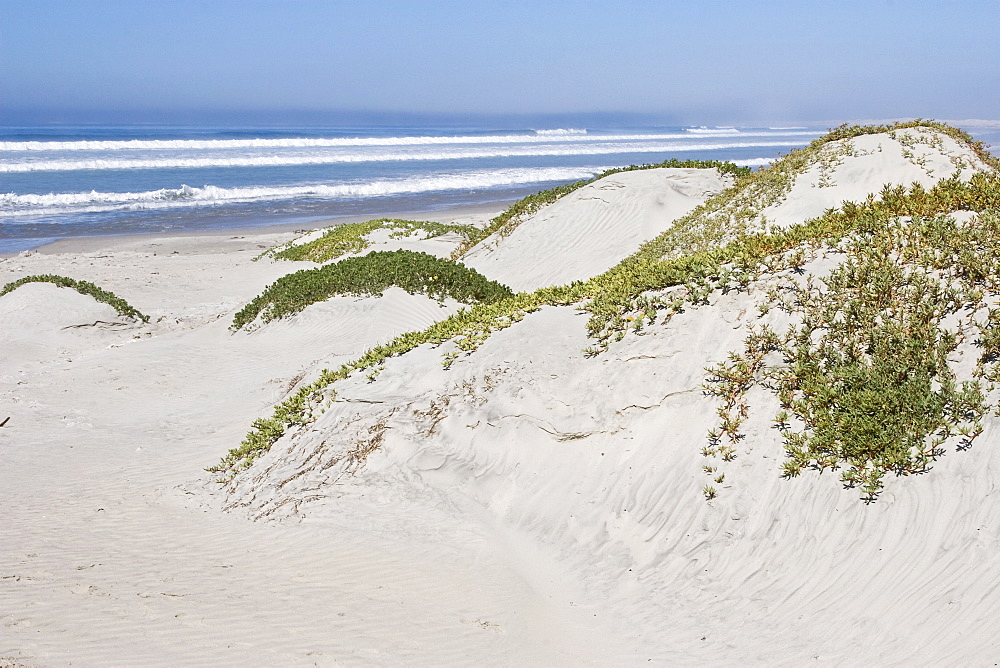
[732,158,775,167]
[0,130,817,153]
[0,134,587,151]
[685,127,740,134]
[0,140,804,173]
[1,166,606,217]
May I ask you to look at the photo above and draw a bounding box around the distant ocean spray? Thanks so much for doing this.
[1,123,830,253]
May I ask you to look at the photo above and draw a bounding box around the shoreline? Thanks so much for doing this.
[0,200,512,259]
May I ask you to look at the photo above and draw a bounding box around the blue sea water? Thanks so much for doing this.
[2,122,997,254]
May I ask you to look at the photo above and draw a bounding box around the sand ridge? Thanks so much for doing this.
[755,127,989,229]
[462,167,733,291]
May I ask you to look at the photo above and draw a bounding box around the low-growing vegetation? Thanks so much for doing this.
[0,274,149,322]
[581,121,999,346]
[231,249,513,330]
[264,218,480,263]
[585,171,1000,347]
[211,281,583,476]
[213,121,1000,497]
[705,211,1000,500]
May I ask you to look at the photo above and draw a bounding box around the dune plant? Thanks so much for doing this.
[0,274,149,322]
[819,120,998,169]
[262,218,480,263]
[705,212,1000,499]
[213,121,1000,485]
[582,166,1000,348]
[231,249,513,330]
[211,282,584,475]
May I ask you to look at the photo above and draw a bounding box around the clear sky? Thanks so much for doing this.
[2,0,999,125]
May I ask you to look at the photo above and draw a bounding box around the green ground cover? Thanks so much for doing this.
[232,249,512,330]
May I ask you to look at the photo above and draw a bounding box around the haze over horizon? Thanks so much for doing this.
[3,0,1000,127]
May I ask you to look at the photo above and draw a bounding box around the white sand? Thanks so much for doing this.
[4,221,603,666]
[459,129,990,293]
[462,168,732,291]
[3,132,1000,665]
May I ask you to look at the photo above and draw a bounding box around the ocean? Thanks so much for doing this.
[2,122,996,254]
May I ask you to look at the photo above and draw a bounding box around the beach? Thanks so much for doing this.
[3,199,684,664]
[4,122,1000,665]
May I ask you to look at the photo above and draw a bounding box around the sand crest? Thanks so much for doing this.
[462,167,732,291]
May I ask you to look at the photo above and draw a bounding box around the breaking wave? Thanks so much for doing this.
[1,140,804,173]
[1,166,607,217]
[685,127,740,134]
[0,129,816,153]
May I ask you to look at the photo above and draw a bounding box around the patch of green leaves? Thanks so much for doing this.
[231,250,513,330]
[706,212,1000,500]
[584,170,1000,347]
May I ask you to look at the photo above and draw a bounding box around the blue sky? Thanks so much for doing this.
[2,0,999,124]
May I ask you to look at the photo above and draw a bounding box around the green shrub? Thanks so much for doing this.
[0,274,149,322]
[705,212,998,499]
[232,249,513,330]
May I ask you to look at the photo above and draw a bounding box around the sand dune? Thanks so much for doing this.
[231,296,1000,663]
[224,125,1000,664]
[0,283,135,369]
[459,128,990,295]
[754,127,988,229]
[4,123,1000,665]
[462,168,732,291]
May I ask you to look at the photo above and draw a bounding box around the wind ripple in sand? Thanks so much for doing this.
[463,167,732,291]
[228,298,1000,664]
[223,129,1000,663]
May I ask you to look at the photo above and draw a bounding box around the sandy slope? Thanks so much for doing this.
[462,168,732,291]
[4,128,1000,665]
[231,295,1000,664]
[755,127,987,229]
